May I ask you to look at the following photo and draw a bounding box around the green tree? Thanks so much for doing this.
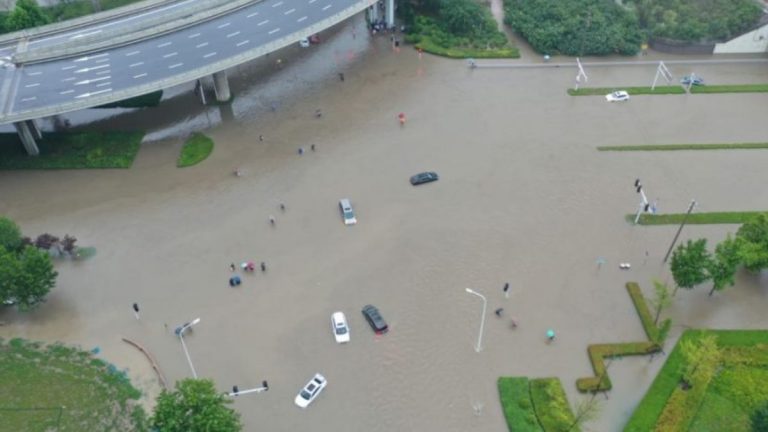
[0,246,57,311]
[670,239,711,296]
[736,213,768,272]
[650,279,672,324]
[5,0,51,32]
[707,235,740,296]
[151,379,242,432]
[439,0,486,37]
[679,334,720,388]
[753,400,768,432]
[0,216,22,252]
[504,0,642,56]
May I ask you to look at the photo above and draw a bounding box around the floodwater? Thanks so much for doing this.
[1,13,768,432]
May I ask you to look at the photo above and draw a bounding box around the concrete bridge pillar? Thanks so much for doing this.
[13,121,40,156]
[368,3,378,24]
[212,71,231,102]
[25,119,42,140]
[385,0,394,28]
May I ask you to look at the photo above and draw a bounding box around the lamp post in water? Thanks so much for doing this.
[465,288,487,353]
[177,318,201,378]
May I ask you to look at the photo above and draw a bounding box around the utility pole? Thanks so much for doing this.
[663,200,696,263]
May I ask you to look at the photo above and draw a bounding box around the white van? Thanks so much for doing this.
[339,199,357,225]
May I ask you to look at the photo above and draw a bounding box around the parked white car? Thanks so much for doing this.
[331,312,350,343]
[605,91,630,102]
[339,199,357,225]
[295,373,327,408]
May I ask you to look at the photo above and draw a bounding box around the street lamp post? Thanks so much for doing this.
[465,288,487,353]
[177,318,201,378]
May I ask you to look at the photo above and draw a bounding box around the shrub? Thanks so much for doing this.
[498,377,543,432]
[577,342,660,392]
[629,0,762,42]
[530,378,579,432]
[504,0,643,55]
[753,401,768,432]
[626,282,670,345]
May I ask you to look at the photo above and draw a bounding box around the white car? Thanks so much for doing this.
[294,373,327,408]
[331,312,350,343]
[299,38,310,48]
[605,91,630,102]
[339,199,357,225]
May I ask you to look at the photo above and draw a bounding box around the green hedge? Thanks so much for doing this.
[576,282,664,392]
[413,36,519,59]
[626,283,670,345]
[407,14,518,59]
[177,133,214,167]
[530,378,579,432]
[570,84,768,96]
[599,143,768,151]
[624,330,768,431]
[630,212,766,225]
[691,84,768,93]
[568,86,684,96]
[577,342,660,392]
[0,131,144,169]
[498,377,543,432]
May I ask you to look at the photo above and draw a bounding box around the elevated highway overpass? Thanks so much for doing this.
[1,0,395,154]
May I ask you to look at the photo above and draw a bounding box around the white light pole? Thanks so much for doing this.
[177,318,201,378]
[465,288,487,353]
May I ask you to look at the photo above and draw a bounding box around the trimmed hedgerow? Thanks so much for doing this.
[577,342,660,392]
[626,282,671,345]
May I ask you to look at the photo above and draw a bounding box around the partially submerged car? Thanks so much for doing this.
[339,199,357,225]
[681,75,704,86]
[410,171,439,186]
[605,91,630,102]
[331,312,350,343]
[362,304,388,334]
[294,373,327,408]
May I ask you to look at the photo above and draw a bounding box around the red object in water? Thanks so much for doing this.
[309,34,320,44]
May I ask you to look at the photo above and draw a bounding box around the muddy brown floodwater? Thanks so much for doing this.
[1,13,768,432]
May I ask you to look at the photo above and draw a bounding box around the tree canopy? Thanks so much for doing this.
[670,239,711,295]
[0,245,57,311]
[151,379,242,432]
[707,234,740,296]
[5,0,51,32]
[737,213,768,272]
[0,216,22,252]
[504,0,643,55]
[629,0,762,42]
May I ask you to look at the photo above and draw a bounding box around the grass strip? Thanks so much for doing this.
[0,338,146,431]
[498,377,543,432]
[96,91,163,108]
[628,212,767,225]
[570,84,768,96]
[0,131,143,169]
[568,86,684,96]
[599,143,768,151]
[530,378,580,432]
[624,330,768,432]
[691,84,768,93]
[413,36,520,59]
[177,133,214,167]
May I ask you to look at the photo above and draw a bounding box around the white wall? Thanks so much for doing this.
[714,23,768,54]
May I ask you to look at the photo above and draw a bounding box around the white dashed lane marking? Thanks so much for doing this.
[217,23,231,29]
[268,28,280,35]
[203,52,217,58]
[196,42,209,48]
[188,33,201,39]
[168,63,183,69]
[157,42,172,48]
[298,16,307,22]
[129,62,144,67]
[60,90,75,95]
[163,52,178,58]
[285,8,295,14]
[247,12,258,18]
[226,31,241,38]
[258,20,269,26]
[236,40,249,46]
[322,4,331,10]
[25,83,39,88]
[125,51,140,56]
[133,73,148,79]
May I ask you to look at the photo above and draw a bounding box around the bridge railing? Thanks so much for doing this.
[15,0,264,64]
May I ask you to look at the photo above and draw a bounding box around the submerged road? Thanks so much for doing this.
[0,0,372,124]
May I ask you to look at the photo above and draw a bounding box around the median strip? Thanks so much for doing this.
[627,212,767,225]
[598,143,768,151]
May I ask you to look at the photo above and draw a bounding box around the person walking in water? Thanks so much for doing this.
[503,282,510,298]
[269,216,275,226]
[260,262,266,272]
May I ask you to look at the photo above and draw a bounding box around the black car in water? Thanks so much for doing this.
[410,171,439,186]
[362,304,388,334]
